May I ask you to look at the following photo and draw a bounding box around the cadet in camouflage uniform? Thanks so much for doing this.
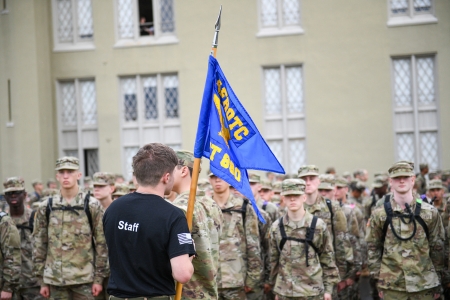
[366,161,444,299]
[271,181,282,207]
[111,183,129,200]
[298,165,354,298]
[209,172,262,299]
[92,172,115,211]
[28,180,43,207]
[170,150,222,300]
[268,179,339,300]
[416,163,429,196]
[318,174,336,200]
[2,178,27,300]
[46,179,57,190]
[248,174,273,300]
[363,175,389,220]
[347,181,367,217]
[33,157,109,300]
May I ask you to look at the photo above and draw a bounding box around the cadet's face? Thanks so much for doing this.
[56,169,81,189]
[93,184,114,200]
[164,171,175,195]
[259,188,273,201]
[171,166,184,193]
[319,189,334,199]
[335,186,348,199]
[209,176,229,194]
[428,188,444,200]
[48,182,58,189]
[250,182,261,197]
[35,183,44,192]
[302,175,320,194]
[4,190,26,209]
[389,176,415,195]
[284,194,305,212]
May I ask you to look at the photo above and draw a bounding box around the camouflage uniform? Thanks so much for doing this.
[416,172,427,195]
[214,194,262,299]
[111,183,129,199]
[32,157,109,299]
[269,179,339,299]
[366,162,445,298]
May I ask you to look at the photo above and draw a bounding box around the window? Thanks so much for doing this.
[1,0,8,14]
[388,0,437,27]
[257,0,303,38]
[57,79,99,177]
[391,55,440,170]
[263,65,306,175]
[51,0,94,51]
[119,74,181,179]
[115,0,177,48]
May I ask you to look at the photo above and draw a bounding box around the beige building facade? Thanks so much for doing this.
[0,0,449,189]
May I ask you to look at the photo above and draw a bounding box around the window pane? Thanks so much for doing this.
[393,59,412,107]
[143,76,158,120]
[289,139,305,174]
[261,0,278,27]
[61,82,77,126]
[164,75,179,119]
[390,0,409,15]
[121,78,138,122]
[416,57,435,106]
[397,133,415,162]
[80,81,96,125]
[268,140,283,167]
[77,0,93,39]
[138,0,154,36]
[124,146,139,180]
[282,0,300,26]
[85,149,99,176]
[57,0,74,43]
[414,0,432,13]
[285,67,303,114]
[420,132,438,170]
[64,149,79,158]
[160,0,175,33]
[118,0,135,38]
[264,68,282,115]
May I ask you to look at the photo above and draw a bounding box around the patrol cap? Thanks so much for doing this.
[92,172,115,186]
[128,180,136,190]
[272,181,282,193]
[298,165,319,178]
[31,179,42,186]
[176,150,195,168]
[388,161,415,178]
[281,178,306,196]
[249,173,261,183]
[3,177,25,193]
[318,174,335,190]
[42,188,59,197]
[350,180,366,192]
[419,163,428,170]
[112,183,130,196]
[84,176,92,183]
[372,175,389,188]
[427,179,444,191]
[55,156,79,171]
[260,179,272,190]
[335,176,348,188]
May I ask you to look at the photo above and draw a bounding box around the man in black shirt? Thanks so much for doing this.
[103,143,195,299]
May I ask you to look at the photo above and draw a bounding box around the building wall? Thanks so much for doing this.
[0,0,448,188]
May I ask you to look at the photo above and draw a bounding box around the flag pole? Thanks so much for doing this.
[174,6,222,300]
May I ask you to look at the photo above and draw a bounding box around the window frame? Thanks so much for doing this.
[256,0,304,38]
[113,0,178,49]
[51,0,95,52]
[387,0,437,27]
[390,54,441,171]
[261,64,307,175]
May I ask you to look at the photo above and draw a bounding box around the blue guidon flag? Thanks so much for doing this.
[194,56,285,223]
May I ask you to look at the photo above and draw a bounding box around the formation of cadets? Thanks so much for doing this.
[1,149,450,300]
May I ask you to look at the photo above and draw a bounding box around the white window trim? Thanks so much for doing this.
[387,0,437,27]
[256,0,304,38]
[113,0,179,49]
[51,0,96,52]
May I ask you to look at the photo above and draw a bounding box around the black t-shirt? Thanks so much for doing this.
[103,192,195,297]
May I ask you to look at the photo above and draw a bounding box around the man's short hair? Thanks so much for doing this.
[132,143,178,187]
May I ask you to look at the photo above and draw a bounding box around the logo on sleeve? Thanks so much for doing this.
[177,233,192,245]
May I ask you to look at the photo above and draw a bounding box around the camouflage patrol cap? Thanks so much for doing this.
[298,165,319,178]
[84,176,92,183]
[388,161,415,178]
[3,177,25,193]
[318,174,335,190]
[55,156,79,171]
[112,183,130,196]
[92,172,115,186]
[248,173,261,183]
[272,181,282,193]
[42,188,59,197]
[372,175,389,188]
[31,179,42,186]
[128,180,136,190]
[176,150,195,168]
[281,178,306,196]
[427,179,444,191]
[335,176,348,188]
[260,179,272,190]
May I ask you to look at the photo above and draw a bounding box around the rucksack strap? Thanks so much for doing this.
[262,202,268,211]
[221,198,248,224]
[325,199,335,250]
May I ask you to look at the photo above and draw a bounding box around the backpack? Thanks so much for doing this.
[16,211,36,233]
[381,194,429,242]
[221,198,249,223]
[324,198,335,249]
[278,215,320,267]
